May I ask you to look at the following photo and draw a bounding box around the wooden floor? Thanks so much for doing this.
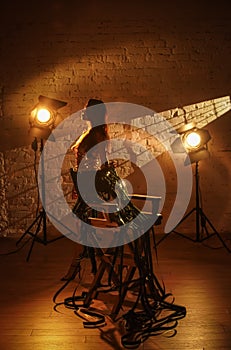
[0,230,231,350]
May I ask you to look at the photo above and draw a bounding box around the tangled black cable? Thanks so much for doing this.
[52,233,186,348]
[52,262,87,312]
[121,297,186,349]
[52,273,107,328]
[117,234,186,349]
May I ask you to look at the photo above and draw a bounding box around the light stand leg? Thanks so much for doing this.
[25,212,43,262]
[198,208,231,251]
[16,210,43,246]
[16,138,64,261]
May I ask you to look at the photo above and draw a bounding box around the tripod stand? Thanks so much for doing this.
[16,138,64,261]
[156,161,230,252]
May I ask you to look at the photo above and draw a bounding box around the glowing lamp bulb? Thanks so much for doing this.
[36,108,51,124]
[185,132,201,148]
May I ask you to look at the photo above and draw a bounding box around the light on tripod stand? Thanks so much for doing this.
[157,121,230,252]
[17,95,67,261]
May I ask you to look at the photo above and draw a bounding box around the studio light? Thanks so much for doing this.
[17,95,67,261]
[157,121,230,253]
[171,122,211,164]
[182,129,211,151]
[29,95,67,135]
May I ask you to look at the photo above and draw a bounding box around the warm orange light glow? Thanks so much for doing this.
[184,131,201,149]
[36,108,52,124]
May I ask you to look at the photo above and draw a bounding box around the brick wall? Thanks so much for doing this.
[0,1,230,237]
